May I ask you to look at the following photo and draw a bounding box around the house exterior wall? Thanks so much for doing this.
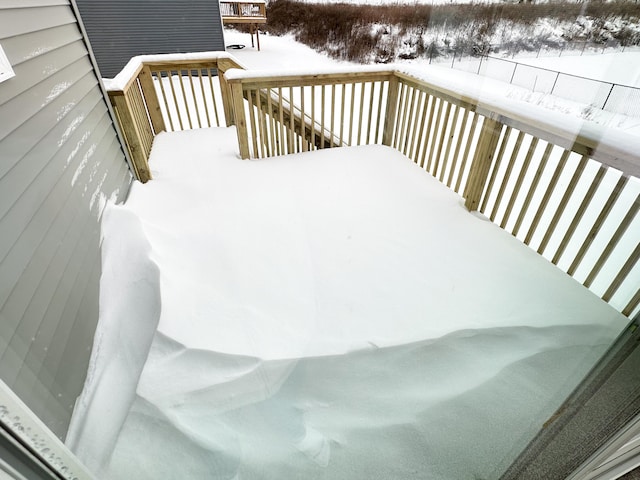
[0,0,131,439]
[74,0,226,78]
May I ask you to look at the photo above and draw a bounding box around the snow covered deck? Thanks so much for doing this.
[67,127,627,479]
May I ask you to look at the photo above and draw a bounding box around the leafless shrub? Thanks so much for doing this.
[263,0,640,63]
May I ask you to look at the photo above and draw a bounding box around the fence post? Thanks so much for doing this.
[138,65,166,134]
[602,84,615,111]
[382,74,400,147]
[109,91,152,182]
[463,114,503,211]
[510,63,518,85]
[551,71,560,95]
[228,78,251,159]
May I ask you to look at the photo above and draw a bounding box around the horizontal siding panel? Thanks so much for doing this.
[9,136,116,369]
[0,41,87,106]
[0,81,98,195]
[75,0,225,77]
[0,3,131,439]
[0,24,82,67]
[0,82,102,255]
[1,1,69,8]
[0,6,76,39]
[0,56,94,143]
[0,110,113,320]
[0,83,102,223]
[28,144,128,387]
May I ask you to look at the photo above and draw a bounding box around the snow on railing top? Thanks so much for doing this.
[223,65,395,82]
[397,65,640,178]
[225,63,640,178]
[103,51,247,92]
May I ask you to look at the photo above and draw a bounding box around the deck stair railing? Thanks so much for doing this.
[107,55,639,319]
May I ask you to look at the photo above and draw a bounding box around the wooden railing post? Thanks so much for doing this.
[109,92,152,182]
[137,66,166,134]
[228,78,251,159]
[217,59,236,126]
[382,74,400,146]
[463,114,503,211]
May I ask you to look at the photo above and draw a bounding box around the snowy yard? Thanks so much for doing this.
[224,30,640,135]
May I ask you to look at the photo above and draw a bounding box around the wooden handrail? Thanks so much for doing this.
[224,66,639,317]
[105,56,639,317]
[105,53,245,182]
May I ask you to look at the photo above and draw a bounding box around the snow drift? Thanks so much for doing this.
[68,127,627,479]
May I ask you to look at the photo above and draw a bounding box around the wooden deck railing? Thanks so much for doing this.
[220,1,267,24]
[107,56,639,318]
[105,53,244,182]
[224,67,639,317]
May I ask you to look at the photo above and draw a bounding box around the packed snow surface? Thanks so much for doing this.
[69,127,627,479]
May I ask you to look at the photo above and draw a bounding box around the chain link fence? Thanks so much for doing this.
[445,53,640,117]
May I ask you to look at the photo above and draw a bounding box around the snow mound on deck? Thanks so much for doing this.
[70,128,627,479]
[108,324,613,480]
[66,205,161,475]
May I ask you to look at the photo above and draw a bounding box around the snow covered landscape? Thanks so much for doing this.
[225,29,640,135]
[66,21,638,480]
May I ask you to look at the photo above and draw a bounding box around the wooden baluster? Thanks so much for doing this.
[439,104,460,183]
[454,113,479,194]
[447,108,470,188]
[584,193,639,288]
[138,66,166,134]
[568,175,629,276]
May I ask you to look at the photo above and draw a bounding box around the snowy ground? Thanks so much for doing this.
[224,30,640,135]
[67,126,627,479]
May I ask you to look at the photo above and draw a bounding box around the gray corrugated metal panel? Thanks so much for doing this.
[0,87,103,225]
[0,41,87,106]
[0,24,82,67]
[75,0,225,77]
[0,6,77,38]
[0,110,114,340]
[0,57,94,143]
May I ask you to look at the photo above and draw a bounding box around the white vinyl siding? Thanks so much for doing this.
[0,0,131,439]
